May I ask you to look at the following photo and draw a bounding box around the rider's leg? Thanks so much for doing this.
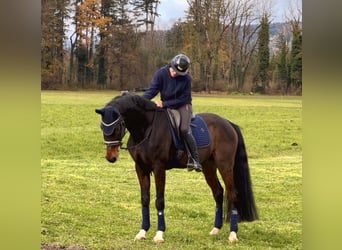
[178,104,202,172]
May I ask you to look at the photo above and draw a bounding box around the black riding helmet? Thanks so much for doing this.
[170,54,190,76]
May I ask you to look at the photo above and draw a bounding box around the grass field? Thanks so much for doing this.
[41,91,302,249]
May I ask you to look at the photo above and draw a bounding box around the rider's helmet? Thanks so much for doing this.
[170,54,190,76]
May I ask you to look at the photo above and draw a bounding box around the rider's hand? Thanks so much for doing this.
[155,100,163,108]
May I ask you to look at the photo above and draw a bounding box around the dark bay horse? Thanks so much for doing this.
[95,93,258,243]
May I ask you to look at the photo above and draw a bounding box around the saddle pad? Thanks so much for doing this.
[172,115,211,151]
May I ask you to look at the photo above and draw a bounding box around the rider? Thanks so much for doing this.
[142,54,202,172]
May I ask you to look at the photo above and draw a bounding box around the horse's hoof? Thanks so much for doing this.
[228,231,238,243]
[135,229,147,240]
[209,227,220,235]
[153,230,165,243]
[153,238,165,243]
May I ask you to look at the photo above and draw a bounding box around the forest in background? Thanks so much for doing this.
[41,0,302,95]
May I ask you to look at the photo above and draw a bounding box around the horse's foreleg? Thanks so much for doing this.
[209,202,223,236]
[135,206,150,240]
[153,167,166,243]
[135,165,151,241]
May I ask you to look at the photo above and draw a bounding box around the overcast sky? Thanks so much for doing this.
[155,0,302,30]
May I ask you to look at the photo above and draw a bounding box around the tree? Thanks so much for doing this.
[186,0,234,92]
[276,32,291,93]
[290,20,302,94]
[131,0,159,32]
[67,0,81,87]
[41,0,70,89]
[75,0,111,87]
[41,0,302,93]
[130,0,160,84]
[96,0,115,87]
[186,0,263,92]
[255,14,270,93]
[165,21,185,57]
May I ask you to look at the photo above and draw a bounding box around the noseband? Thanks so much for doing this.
[101,115,126,148]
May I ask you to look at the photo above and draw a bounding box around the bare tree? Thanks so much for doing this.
[285,0,302,23]
[186,0,236,92]
[186,0,264,92]
[226,0,265,92]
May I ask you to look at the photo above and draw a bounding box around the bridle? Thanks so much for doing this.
[100,107,159,150]
[101,115,126,148]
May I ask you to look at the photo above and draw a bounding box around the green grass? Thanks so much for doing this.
[41,91,302,249]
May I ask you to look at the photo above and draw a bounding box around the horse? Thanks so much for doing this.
[95,93,258,243]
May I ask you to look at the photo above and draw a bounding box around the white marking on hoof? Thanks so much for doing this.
[153,230,165,243]
[135,229,147,240]
[209,227,220,235]
[228,231,238,243]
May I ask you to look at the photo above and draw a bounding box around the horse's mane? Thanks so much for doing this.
[106,93,157,113]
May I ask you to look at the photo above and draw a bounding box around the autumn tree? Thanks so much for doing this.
[75,0,111,87]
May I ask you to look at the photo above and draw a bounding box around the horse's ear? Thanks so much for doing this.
[95,108,104,115]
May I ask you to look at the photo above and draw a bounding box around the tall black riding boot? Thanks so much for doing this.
[183,132,202,172]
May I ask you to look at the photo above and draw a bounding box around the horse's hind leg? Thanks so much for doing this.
[202,163,224,236]
[217,159,239,242]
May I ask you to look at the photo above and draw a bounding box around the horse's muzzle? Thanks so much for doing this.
[106,156,117,163]
[106,146,120,163]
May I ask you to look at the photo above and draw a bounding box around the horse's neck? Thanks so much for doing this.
[125,110,155,143]
[125,109,170,145]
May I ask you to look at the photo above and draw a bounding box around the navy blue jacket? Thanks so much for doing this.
[142,64,192,109]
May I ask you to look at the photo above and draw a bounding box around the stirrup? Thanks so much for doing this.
[187,158,202,172]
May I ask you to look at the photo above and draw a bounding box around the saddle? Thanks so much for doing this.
[166,109,211,151]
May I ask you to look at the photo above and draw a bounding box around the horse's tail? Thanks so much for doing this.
[231,122,258,222]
